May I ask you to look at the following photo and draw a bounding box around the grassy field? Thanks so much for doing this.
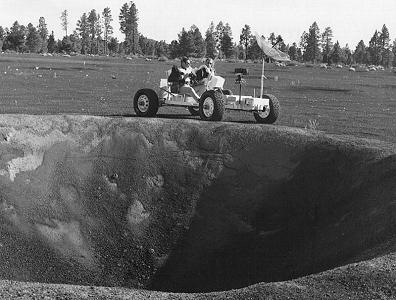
[1,53,395,143]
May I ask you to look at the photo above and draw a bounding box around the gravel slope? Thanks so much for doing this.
[0,115,395,299]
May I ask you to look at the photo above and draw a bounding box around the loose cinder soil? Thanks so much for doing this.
[0,115,395,299]
[1,53,395,143]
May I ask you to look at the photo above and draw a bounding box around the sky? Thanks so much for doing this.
[0,0,395,49]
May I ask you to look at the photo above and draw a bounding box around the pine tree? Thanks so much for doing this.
[205,22,216,58]
[213,21,233,59]
[379,24,390,51]
[108,37,119,54]
[138,35,147,55]
[128,3,140,54]
[70,30,82,53]
[276,35,286,51]
[119,2,140,55]
[189,25,205,57]
[364,51,372,66]
[330,41,342,64]
[47,31,56,53]
[138,34,157,56]
[119,3,129,34]
[343,44,352,65]
[61,35,72,53]
[95,13,104,54]
[0,26,4,50]
[221,32,233,58]
[381,48,393,68]
[38,17,48,52]
[304,22,321,63]
[60,10,68,37]
[239,24,252,61]
[56,40,63,53]
[102,7,113,55]
[321,27,333,63]
[169,40,179,59]
[77,13,89,54]
[214,21,225,58]
[368,30,381,65]
[268,32,276,45]
[5,21,26,52]
[379,24,391,67]
[248,37,262,60]
[87,9,98,54]
[288,42,298,61]
[26,23,41,53]
[155,40,168,57]
[299,31,308,56]
[353,40,367,64]
[393,39,396,67]
[235,44,244,60]
[178,27,194,57]
[224,23,232,37]
[296,48,303,62]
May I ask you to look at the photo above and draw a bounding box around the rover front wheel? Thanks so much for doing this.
[199,90,225,121]
[133,89,159,117]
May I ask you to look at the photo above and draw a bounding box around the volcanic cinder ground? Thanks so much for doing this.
[0,114,396,299]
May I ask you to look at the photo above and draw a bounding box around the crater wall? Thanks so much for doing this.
[0,115,395,295]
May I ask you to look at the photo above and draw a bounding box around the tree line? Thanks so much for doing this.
[0,1,395,67]
[163,21,396,68]
[294,22,395,67]
[0,2,163,56]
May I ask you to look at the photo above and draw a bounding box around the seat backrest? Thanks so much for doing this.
[170,83,179,93]
[195,66,209,81]
[160,69,172,89]
[160,78,168,88]
[167,65,182,84]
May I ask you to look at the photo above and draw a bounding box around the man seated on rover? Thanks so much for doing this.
[167,57,215,101]
[167,56,200,101]
[193,58,215,95]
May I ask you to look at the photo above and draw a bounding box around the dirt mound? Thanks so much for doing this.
[0,115,395,298]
